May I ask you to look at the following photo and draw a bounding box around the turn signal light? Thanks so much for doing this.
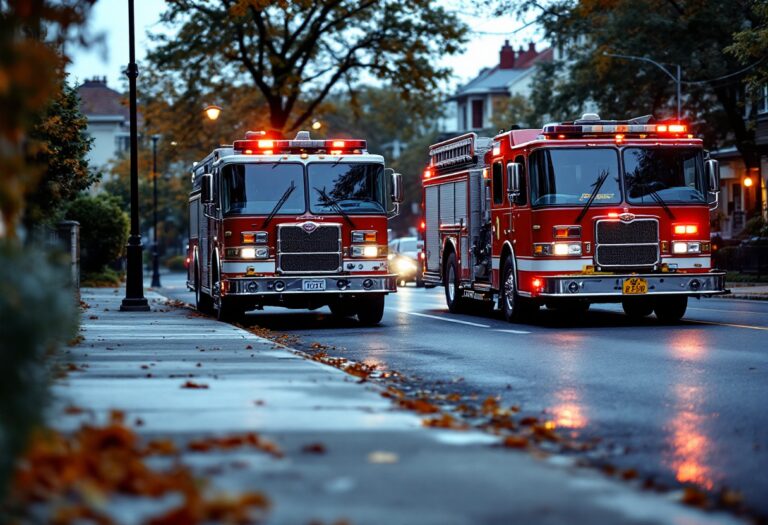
[673,224,698,235]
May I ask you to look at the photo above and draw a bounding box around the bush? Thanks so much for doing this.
[81,266,124,287]
[65,194,129,273]
[163,254,187,272]
[740,215,766,237]
[0,242,78,503]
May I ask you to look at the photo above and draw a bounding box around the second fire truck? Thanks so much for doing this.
[422,114,727,323]
[187,131,402,324]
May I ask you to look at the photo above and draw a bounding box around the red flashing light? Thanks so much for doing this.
[532,278,543,291]
[258,139,274,149]
[420,220,426,230]
[423,168,432,179]
[657,125,668,132]
[674,224,698,235]
[608,212,619,218]
[244,149,253,154]
[668,124,686,133]
[332,140,345,148]
[615,134,625,143]
[233,136,367,154]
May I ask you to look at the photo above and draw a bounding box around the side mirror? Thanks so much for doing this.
[391,172,404,204]
[705,159,720,192]
[201,174,213,203]
[506,163,522,202]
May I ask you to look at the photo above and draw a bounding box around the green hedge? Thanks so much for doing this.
[0,243,77,503]
[65,194,129,273]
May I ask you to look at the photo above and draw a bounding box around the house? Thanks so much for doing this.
[446,41,553,133]
[77,77,135,178]
[711,85,768,239]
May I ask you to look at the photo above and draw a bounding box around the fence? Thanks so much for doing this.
[714,243,768,278]
[42,221,80,289]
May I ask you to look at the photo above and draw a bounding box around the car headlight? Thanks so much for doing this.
[395,257,417,273]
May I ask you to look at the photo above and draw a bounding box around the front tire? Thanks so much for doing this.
[500,257,537,323]
[622,297,654,319]
[329,300,356,318]
[654,296,688,324]
[357,294,385,326]
[443,252,465,313]
[217,297,244,323]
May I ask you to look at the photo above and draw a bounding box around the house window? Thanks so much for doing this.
[115,135,130,154]
[758,85,768,114]
[472,99,484,129]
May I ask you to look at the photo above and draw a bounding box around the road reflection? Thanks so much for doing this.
[665,333,716,490]
[548,333,589,434]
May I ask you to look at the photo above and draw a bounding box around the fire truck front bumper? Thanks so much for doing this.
[532,272,727,298]
[224,274,398,296]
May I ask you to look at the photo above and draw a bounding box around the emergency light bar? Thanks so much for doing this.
[233,137,367,155]
[542,122,689,138]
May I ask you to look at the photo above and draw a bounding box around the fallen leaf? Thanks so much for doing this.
[181,381,209,389]
[302,443,326,454]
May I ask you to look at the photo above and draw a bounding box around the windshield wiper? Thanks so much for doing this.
[314,187,354,227]
[575,169,610,223]
[646,188,675,219]
[262,180,296,229]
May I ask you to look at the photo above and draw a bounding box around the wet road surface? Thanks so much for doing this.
[159,273,768,516]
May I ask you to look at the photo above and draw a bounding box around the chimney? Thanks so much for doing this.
[499,40,515,69]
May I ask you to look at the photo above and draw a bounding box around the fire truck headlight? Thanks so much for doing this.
[352,245,379,258]
[672,241,700,254]
[239,247,269,259]
[552,242,582,256]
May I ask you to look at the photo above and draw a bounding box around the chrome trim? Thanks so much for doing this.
[225,274,397,295]
[276,222,342,274]
[536,272,726,298]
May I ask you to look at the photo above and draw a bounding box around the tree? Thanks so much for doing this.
[22,75,98,231]
[506,0,766,214]
[146,0,467,135]
[726,1,768,91]
[0,0,96,238]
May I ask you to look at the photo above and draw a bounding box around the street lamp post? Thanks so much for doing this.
[120,0,150,312]
[603,52,682,121]
[151,134,161,288]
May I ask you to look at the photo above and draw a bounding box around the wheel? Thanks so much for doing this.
[654,296,688,324]
[357,294,385,326]
[443,252,465,313]
[217,297,244,323]
[622,297,654,319]
[500,257,538,323]
[416,278,425,288]
[329,300,356,318]
[194,262,214,314]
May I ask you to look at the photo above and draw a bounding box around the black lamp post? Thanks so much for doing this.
[120,0,150,312]
[151,134,162,288]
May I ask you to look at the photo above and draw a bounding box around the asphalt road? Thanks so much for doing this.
[159,272,768,516]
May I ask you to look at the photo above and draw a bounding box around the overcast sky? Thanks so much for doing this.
[66,0,543,92]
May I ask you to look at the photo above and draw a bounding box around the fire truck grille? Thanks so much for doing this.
[595,219,659,268]
[278,225,341,273]
[280,253,341,273]
[595,244,659,267]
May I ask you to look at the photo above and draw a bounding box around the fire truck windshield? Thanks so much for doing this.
[623,147,706,204]
[221,163,305,215]
[529,148,621,207]
[308,163,387,214]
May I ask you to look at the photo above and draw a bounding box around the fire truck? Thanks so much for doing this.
[421,114,727,323]
[187,131,402,324]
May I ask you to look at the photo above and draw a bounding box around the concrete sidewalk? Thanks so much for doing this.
[723,283,768,300]
[51,287,742,525]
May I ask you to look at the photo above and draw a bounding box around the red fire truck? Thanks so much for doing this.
[187,131,402,324]
[421,114,727,323]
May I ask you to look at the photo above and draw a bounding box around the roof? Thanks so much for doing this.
[452,45,554,100]
[77,77,129,120]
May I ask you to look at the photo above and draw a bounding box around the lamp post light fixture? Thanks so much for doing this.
[603,52,682,121]
[120,0,150,312]
[311,120,322,130]
[204,104,222,121]
[151,134,162,288]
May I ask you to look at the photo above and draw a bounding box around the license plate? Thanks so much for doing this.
[623,277,648,295]
[302,279,326,291]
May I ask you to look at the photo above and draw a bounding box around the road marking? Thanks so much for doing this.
[493,329,532,334]
[688,306,768,315]
[689,320,768,331]
[395,310,491,328]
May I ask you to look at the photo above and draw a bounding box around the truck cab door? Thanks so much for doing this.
[490,160,506,263]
